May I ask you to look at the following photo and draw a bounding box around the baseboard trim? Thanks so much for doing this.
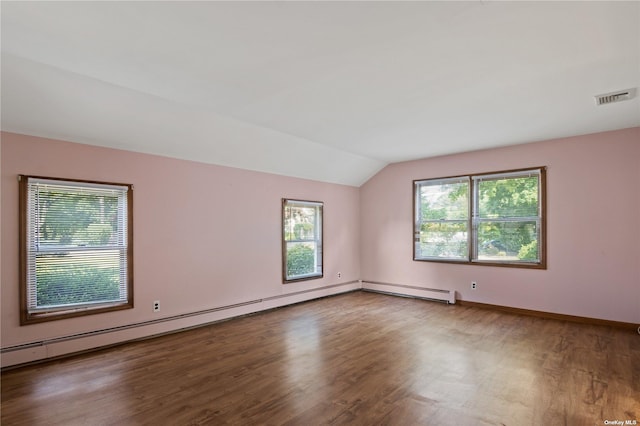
[1,281,361,369]
[1,289,364,372]
[457,300,639,332]
[4,288,636,369]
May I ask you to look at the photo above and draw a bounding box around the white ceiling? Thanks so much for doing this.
[2,1,639,186]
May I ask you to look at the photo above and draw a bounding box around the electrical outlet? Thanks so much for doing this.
[153,300,160,312]
[471,281,477,290]
[338,272,342,278]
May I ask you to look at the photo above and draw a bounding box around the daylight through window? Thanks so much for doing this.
[414,167,545,268]
[20,176,133,324]
[282,199,323,282]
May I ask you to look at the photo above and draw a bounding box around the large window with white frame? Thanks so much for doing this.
[414,167,546,268]
[282,199,323,282]
[20,175,133,324]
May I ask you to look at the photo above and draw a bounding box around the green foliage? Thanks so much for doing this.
[419,240,468,259]
[518,240,538,261]
[417,182,469,258]
[287,244,315,277]
[36,260,119,307]
[476,176,539,254]
[477,222,538,258]
[293,223,314,240]
[73,223,114,245]
[420,182,468,221]
[419,174,540,260]
[284,204,318,241]
[34,188,122,307]
[39,191,118,245]
[419,222,468,258]
[477,176,538,218]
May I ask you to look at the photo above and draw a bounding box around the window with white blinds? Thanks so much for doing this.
[414,167,546,268]
[282,199,323,282]
[20,176,133,324]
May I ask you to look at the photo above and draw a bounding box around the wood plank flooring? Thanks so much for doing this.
[2,291,639,425]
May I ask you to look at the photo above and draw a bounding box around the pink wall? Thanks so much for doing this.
[1,132,361,363]
[360,127,640,324]
[2,128,638,366]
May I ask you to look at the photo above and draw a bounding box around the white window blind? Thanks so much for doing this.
[25,177,130,314]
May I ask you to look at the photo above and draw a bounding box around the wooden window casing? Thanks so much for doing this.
[19,175,134,324]
[282,199,323,283]
[414,167,546,269]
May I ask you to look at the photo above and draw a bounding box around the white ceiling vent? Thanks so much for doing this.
[594,88,636,105]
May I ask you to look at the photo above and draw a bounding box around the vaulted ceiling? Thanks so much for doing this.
[2,1,639,186]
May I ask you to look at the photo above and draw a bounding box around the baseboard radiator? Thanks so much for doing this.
[361,280,456,304]
[2,280,455,368]
[1,281,361,368]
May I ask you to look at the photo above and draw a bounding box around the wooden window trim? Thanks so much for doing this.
[413,167,546,269]
[282,198,324,283]
[19,175,134,325]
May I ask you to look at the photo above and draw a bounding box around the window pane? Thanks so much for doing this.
[284,205,317,241]
[414,168,544,268]
[22,176,132,323]
[34,250,124,309]
[283,199,323,282]
[36,189,121,248]
[476,221,539,262]
[286,242,318,278]
[418,179,468,221]
[477,175,539,218]
[416,221,468,259]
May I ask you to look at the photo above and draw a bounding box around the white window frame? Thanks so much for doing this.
[19,175,134,324]
[282,199,323,282]
[414,167,546,269]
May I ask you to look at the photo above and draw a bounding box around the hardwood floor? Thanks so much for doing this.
[2,291,639,425]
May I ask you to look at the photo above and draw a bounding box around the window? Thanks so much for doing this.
[282,199,323,282]
[19,176,133,324]
[414,167,545,268]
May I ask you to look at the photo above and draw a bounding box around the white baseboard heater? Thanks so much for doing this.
[1,281,361,368]
[361,280,456,304]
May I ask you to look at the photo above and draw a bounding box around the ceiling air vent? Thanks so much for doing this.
[594,88,636,105]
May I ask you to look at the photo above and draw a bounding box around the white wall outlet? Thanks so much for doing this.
[338,272,342,278]
[471,281,477,290]
[153,300,160,312]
